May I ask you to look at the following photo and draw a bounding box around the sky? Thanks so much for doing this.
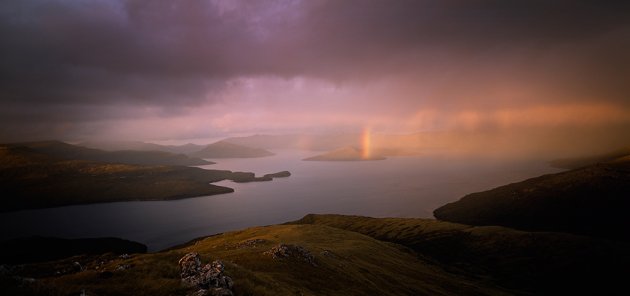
[1,0,629,151]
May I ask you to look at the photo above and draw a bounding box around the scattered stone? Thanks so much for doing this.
[178,252,234,296]
[189,289,207,296]
[115,264,132,271]
[0,264,10,276]
[320,250,337,258]
[209,288,235,296]
[15,276,36,286]
[94,260,107,270]
[51,261,87,276]
[72,261,83,272]
[264,244,317,267]
[190,288,233,296]
[119,253,131,259]
[235,238,267,249]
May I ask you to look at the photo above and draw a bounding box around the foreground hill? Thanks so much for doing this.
[189,141,274,159]
[434,158,630,241]
[1,219,509,296]
[0,145,289,212]
[13,141,211,166]
[3,214,628,295]
[292,214,629,295]
[303,146,385,161]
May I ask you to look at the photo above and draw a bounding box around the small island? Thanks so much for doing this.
[227,171,291,183]
[303,146,385,161]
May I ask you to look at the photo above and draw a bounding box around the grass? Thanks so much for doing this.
[0,144,292,212]
[291,214,630,295]
[4,222,509,296]
[3,214,629,295]
[0,145,235,212]
[433,158,630,241]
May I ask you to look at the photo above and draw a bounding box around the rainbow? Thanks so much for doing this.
[361,127,371,159]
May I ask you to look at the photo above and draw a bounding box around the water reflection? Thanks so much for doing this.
[0,150,559,251]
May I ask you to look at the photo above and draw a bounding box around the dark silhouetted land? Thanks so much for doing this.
[13,141,211,166]
[0,237,147,265]
[0,144,288,212]
[80,140,206,155]
[549,146,630,169]
[189,140,274,159]
[434,157,630,242]
[226,171,291,183]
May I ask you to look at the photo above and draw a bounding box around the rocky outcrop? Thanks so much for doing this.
[178,253,233,296]
[264,244,316,267]
[227,172,272,183]
[235,239,268,249]
[228,171,291,183]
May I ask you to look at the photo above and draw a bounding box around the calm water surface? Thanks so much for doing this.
[0,150,560,251]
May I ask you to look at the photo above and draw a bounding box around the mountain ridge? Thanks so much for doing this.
[190,140,274,159]
[11,140,211,166]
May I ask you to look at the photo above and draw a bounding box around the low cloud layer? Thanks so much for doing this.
[1,0,629,147]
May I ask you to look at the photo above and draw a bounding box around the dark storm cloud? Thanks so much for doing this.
[0,0,629,140]
[278,0,630,106]
[0,0,252,106]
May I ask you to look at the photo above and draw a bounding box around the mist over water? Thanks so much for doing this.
[0,150,560,251]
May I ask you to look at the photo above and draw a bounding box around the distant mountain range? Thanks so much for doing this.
[189,140,274,159]
[81,139,275,159]
[80,140,205,154]
[15,141,211,166]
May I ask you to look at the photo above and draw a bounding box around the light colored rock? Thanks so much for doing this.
[179,253,234,295]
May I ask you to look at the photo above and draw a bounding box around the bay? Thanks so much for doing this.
[0,150,559,251]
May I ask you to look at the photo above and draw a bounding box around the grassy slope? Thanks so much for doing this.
[291,214,630,295]
[4,223,507,296]
[433,159,630,241]
[7,214,629,295]
[0,145,234,212]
